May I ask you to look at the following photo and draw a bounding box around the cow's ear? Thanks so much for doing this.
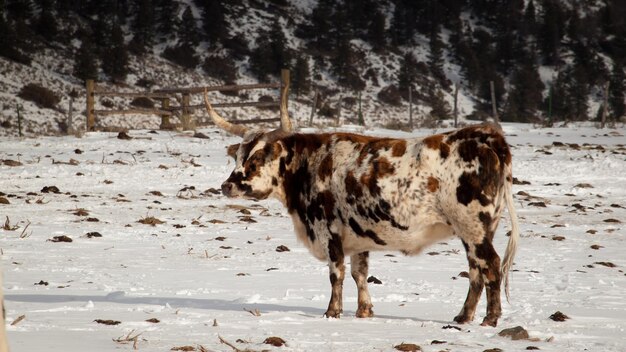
[226,143,240,159]
[271,141,283,158]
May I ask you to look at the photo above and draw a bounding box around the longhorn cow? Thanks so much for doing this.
[205,91,519,327]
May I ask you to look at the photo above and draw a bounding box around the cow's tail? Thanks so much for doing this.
[501,163,520,303]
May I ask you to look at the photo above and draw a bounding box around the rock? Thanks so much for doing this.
[367,276,382,284]
[117,131,132,140]
[2,159,23,166]
[94,319,121,325]
[49,235,73,243]
[498,326,529,340]
[549,311,570,322]
[193,132,210,139]
[41,185,60,193]
[86,232,102,238]
[394,343,421,351]
[263,336,286,347]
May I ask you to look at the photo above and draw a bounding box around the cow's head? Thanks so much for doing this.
[204,89,292,200]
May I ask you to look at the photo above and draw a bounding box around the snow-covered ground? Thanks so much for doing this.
[1,123,625,351]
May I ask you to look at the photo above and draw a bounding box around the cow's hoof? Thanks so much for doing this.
[355,307,374,318]
[324,310,342,319]
[480,315,498,327]
[453,314,472,324]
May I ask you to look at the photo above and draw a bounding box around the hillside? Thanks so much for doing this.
[1,0,625,135]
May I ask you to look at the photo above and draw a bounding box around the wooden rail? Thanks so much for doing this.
[232,117,280,124]
[86,69,290,131]
[94,109,173,116]
[155,82,281,95]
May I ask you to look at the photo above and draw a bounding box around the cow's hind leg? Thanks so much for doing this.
[454,240,484,324]
[455,235,502,326]
[475,236,502,326]
[324,234,345,318]
[351,252,374,318]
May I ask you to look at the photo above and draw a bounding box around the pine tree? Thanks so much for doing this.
[201,0,227,46]
[502,59,544,122]
[249,36,273,81]
[101,23,129,82]
[522,0,537,36]
[367,8,386,52]
[130,0,155,55]
[415,0,445,35]
[156,0,179,38]
[537,0,565,65]
[428,26,447,87]
[292,54,311,97]
[35,0,58,41]
[250,20,291,81]
[600,0,626,62]
[428,89,452,120]
[0,16,31,64]
[398,52,418,96]
[494,0,524,73]
[556,65,590,121]
[6,0,33,21]
[390,0,415,46]
[331,31,364,91]
[179,6,199,47]
[608,62,625,121]
[74,39,99,82]
[162,5,200,69]
[307,0,335,53]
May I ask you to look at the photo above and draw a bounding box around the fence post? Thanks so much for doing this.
[16,104,22,137]
[280,69,292,129]
[67,95,73,134]
[453,83,459,128]
[357,91,364,126]
[408,86,413,129]
[336,94,342,126]
[160,98,171,129]
[309,89,318,126]
[490,80,500,124]
[181,93,192,130]
[601,81,609,129]
[86,79,95,131]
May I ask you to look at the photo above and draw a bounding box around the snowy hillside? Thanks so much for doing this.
[1,0,625,137]
[1,123,625,351]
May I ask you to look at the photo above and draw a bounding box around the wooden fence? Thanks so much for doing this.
[86,69,290,131]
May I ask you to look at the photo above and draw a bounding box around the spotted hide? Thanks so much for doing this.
[206,94,519,327]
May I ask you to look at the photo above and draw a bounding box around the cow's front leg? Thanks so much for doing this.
[351,252,374,318]
[324,233,345,318]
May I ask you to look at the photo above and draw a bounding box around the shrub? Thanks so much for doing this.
[162,44,199,69]
[100,98,115,108]
[130,97,154,108]
[257,95,278,111]
[377,85,402,106]
[18,83,60,109]
[203,55,238,83]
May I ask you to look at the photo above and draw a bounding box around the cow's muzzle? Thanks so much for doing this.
[221,181,235,197]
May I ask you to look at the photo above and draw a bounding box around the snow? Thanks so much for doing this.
[1,123,625,351]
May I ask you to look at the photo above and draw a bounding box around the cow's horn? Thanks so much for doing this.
[204,88,248,137]
[279,79,293,133]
